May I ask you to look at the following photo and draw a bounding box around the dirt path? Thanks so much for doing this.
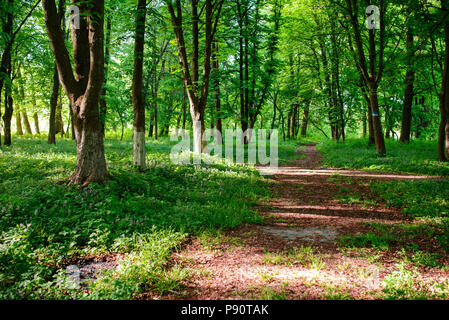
[169,145,448,300]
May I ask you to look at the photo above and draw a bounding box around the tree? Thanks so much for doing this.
[165,0,224,153]
[344,0,387,155]
[132,0,147,169]
[42,0,108,185]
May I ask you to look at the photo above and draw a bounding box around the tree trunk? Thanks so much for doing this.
[48,64,58,144]
[99,14,111,135]
[33,113,40,134]
[165,0,223,153]
[22,111,32,134]
[400,28,415,143]
[368,84,386,155]
[56,98,65,137]
[3,95,13,145]
[213,41,222,144]
[16,111,23,135]
[270,91,277,139]
[301,101,310,137]
[43,0,108,185]
[132,0,147,169]
[182,89,187,140]
[347,0,386,154]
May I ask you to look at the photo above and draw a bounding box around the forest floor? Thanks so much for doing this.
[2,138,449,300]
[169,144,449,300]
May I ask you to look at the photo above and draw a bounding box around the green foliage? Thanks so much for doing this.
[0,137,269,299]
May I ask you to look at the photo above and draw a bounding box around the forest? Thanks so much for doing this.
[1,0,449,301]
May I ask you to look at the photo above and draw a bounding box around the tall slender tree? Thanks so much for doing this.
[132,0,147,169]
[165,0,224,153]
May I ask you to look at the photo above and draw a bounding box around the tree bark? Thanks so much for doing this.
[1,0,14,146]
[22,111,32,134]
[3,95,13,145]
[165,0,223,153]
[99,14,111,136]
[301,101,310,137]
[132,0,147,169]
[48,64,59,144]
[42,0,108,185]
[16,111,23,135]
[438,0,449,161]
[212,41,222,144]
[400,28,415,143]
[33,113,40,134]
[346,0,386,155]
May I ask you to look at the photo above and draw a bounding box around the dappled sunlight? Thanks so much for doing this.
[259,167,444,180]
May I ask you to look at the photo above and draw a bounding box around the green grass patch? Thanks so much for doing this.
[318,139,449,176]
[263,246,326,270]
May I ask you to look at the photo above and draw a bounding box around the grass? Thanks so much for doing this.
[0,136,272,299]
[255,285,288,300]
[382,263,449,300]
[318,138,449,176]
[370,180,449,219]
[263,246,326,270]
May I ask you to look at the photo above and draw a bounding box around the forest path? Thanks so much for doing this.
[168,144,448,300]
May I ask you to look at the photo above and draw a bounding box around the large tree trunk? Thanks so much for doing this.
[132,0,147,169]
[400,28,415,143]
[43,0,108,185]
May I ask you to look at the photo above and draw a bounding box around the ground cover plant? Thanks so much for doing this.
[0,137,269,299]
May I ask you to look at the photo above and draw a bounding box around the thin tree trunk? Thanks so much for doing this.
[56,95,65,137]
[100,14,111,135]
[270,91,277,138]
[22,111,32,134]
[3,95,13,145]
[182,89,186,139]
[301,101,310,137]
[400,28,415,143]
[132,0,147,169]
[213,41,222,144]
[16,111,23,135]
[165,0,223,153]
[33,113,40,134]
[48,64,58,144]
